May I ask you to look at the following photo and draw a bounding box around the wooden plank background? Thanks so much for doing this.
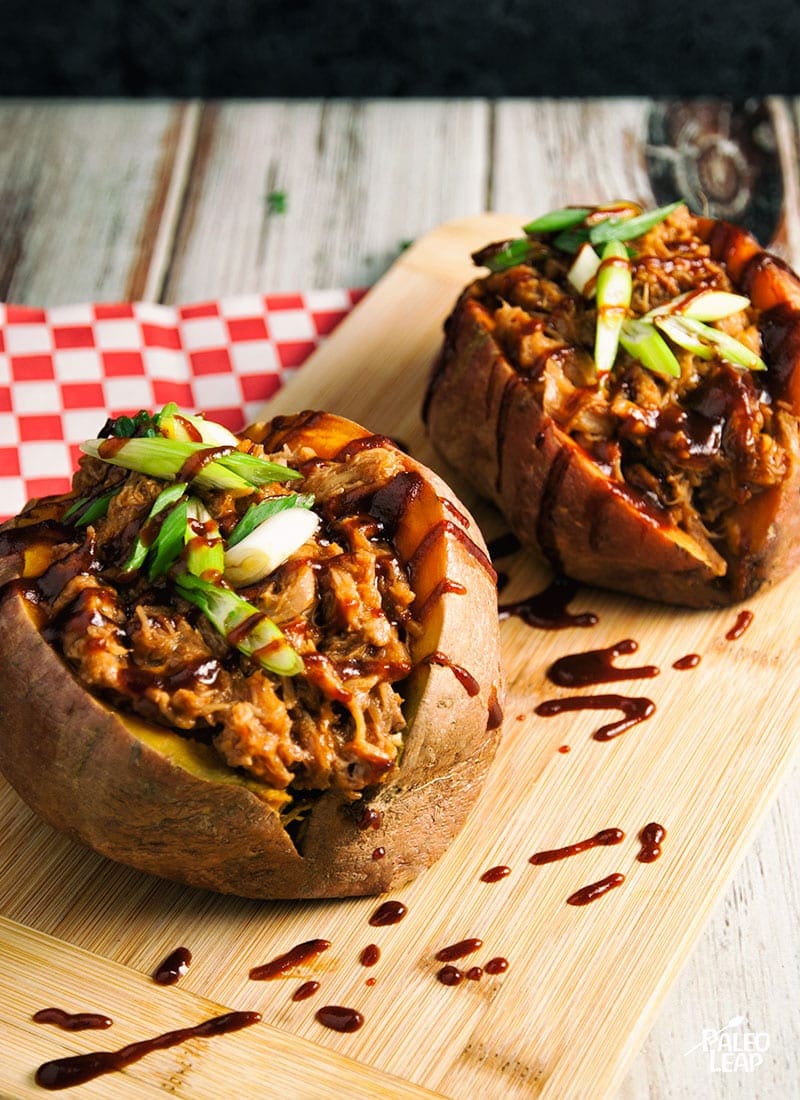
[0,97,798,1099]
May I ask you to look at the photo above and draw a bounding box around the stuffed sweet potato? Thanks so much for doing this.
[425,201,800,607]
[0,408,503,898]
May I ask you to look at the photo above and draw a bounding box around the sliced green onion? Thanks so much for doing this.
[472,238,542,273]
[552,225,592,253]
[228,492,315,548]
[64,487,119,527]
[122,483,188,573]
[594,240,632,376]
[643,289,751,322]
[619,319,681,378]
[147,498,189,580]
[523,207,592,235]
[588,200,683,246]
[80,437,300,492]
[159,408,239,446]
[184,498,225,580]
[176,573,303,676]
[663,316,766,371]
[567,242,602,295]
[224,505,320,588]
[653,316,715,359]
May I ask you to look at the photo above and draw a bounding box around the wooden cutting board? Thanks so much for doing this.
[3,213,800,1100]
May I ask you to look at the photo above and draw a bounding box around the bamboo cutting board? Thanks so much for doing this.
[2,213,800,1100]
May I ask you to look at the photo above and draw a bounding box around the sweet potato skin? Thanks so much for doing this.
[426,221,800,608]
[0,412,504,899]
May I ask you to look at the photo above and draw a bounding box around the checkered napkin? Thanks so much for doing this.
[0,290,365,520]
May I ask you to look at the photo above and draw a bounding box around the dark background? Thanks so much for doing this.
[4,0,800,97]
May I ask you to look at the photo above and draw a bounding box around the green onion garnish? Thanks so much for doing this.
[652,316,715,359]
[80,437,301,492]
[184,498,225,580]
[567,242,602,295]
[523,207,592,235]
[472,238,543,273]
[122,483,188,573]
[662,316,766,371]
[594,240,632,376]
[175,573,303,676]
[588,200,683,246]
[643,289,750,323]
[147,498,189,580]
[64,487,119,527]
[619,319,681,378]
[228,492,315,548]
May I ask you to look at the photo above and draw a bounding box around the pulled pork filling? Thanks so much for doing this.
[469,206,790,569]
[28,438,416,801]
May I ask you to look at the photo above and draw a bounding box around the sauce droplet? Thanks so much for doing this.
[34,1011,260,1090]
[638,822,667,863]
[530,828,625,865]
[436,965,464,986]
[249,939,331,980]
[360,944,381,967]
[566,873,626,906]
[32,1008,113,1032]
[726,610,753,640]
[484,957,509,975]
[315,1006,364,1033]
[672,653,701,670]
[368,900,407,927]
[499,575,598,630]
[365,977,377,987]
[435,938,483,962]
[357,806,383,830]
[558,744,571,753]
[466,967,484,981]
[547,639,659,687]
[153,946,192,986]
[423,651,480,696]
[371,846,386,861]
[535,694,655,741]
[292,981,320,1002]
[480,865,511,883]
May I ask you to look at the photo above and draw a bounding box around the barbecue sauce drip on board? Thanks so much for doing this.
[535,694,656,741]
[499,575,598,630]
[368,900,407,927]
[673,653,701,670]
[547,638,659,687]
[292,981,321,1002]
[484,957,509,975]
[153,946,192,986]
[249,939,331,980]
[32,1008,113,1032]
[566,873,626,906]
[529,828,625,865]
[638,822,667,862]
[480,865,511,883]
[34,1011,261,1090]
[726,610,754,640]
[435,939,483,962]
[315,1006,364,1033]
[437,965,464,986]
[360,944,381,967]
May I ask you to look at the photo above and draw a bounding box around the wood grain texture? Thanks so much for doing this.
[161,99,490,300]
[0,98,798,1098]
[2,213,800,1099]
[0,917,443,1100]
[0,100,195,305]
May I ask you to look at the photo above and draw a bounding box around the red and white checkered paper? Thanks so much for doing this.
[0,290,365,520]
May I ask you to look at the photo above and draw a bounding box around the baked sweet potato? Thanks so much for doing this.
[425,202,800,607]
[0,409,503,898]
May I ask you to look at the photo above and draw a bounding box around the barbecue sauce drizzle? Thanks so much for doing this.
[499,575,598,630]
[529,828,625,865]
[566,873,626,906]
[547,638,659,687]
[153,946,192,986]
[637,822,667,862]
[249,939,331,980]
[535,694,656,741]
[35,1011,261,1090]
[32,1008,113,1032]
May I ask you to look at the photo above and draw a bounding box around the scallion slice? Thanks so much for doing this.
[64,487,119,527]
[567,242,602,295]
[184,498,225,580]
[228,492,315,548]
[588,200,683,246]
[643,289,751,322]
[664,316,766,371]
[619,319,681,378]
[175,573,303,676]
[472,238,541,273]
[594,240,632,376]
[523,207,592,235]
[147,498,189,580]
[122,483,188,573]
[80,437,301,492]
[653,316,715,359]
